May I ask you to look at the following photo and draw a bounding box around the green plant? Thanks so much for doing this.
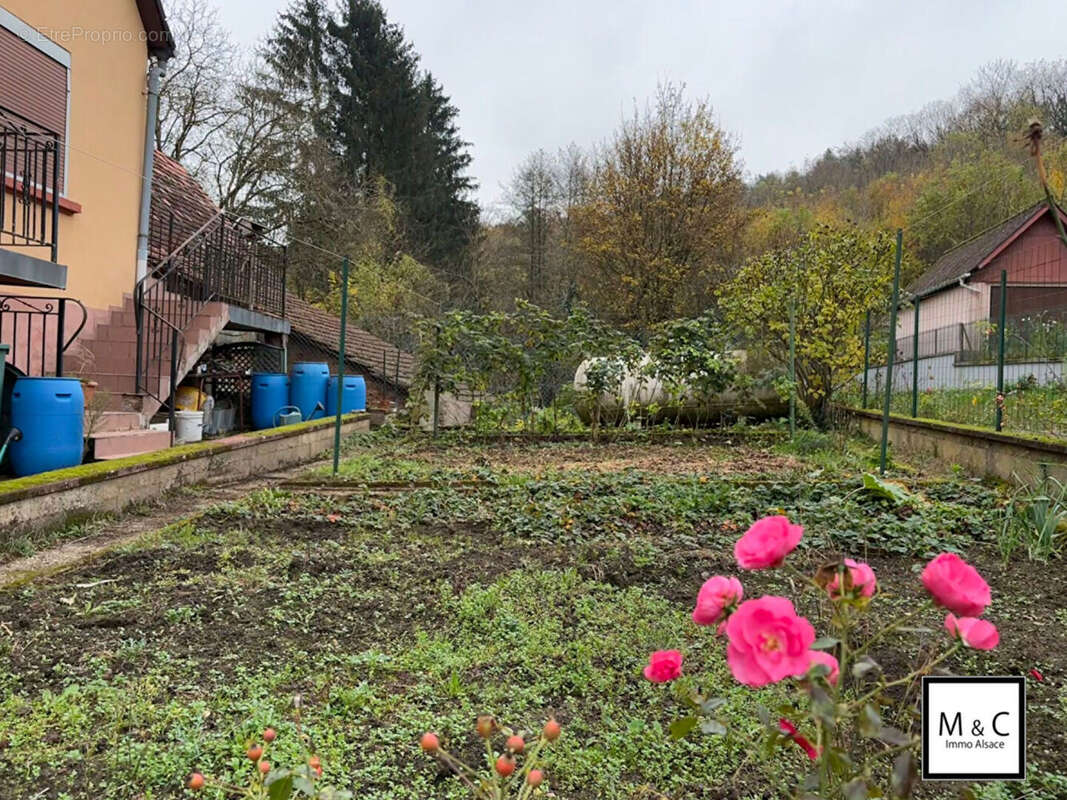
[719,224,900,427]
[410,302,638,438]
[186,707,350,799]
[999,475,1067,561]
[644,313,737,427]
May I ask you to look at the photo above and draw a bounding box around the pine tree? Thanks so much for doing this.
[267,0,478,287]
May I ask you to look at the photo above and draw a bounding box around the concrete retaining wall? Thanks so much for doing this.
[0,414,370,533]
[848,408,1067,485]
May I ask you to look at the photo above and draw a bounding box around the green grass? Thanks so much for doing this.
[0,434,1063,799]
[854,385,1067,441]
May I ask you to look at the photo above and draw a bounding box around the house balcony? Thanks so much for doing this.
[0,104,67,291]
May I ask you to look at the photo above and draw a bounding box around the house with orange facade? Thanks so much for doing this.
[0,0,290,460]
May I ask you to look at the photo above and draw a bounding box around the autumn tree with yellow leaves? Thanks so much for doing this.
[719,225,899,428]
[572,83,745,333]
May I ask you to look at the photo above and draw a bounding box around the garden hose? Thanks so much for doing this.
[0,427,22,464]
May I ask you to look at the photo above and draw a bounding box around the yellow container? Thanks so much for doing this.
[175,385,208,411]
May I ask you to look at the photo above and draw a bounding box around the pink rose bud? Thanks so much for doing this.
[692,576,744,626]
[807,649,840,685]
[944,613,999,650]
[779,718,820,760]
[1029,668,1044,682]
[921,553,991,617]
[643,650,683,683]
[826,559,877,599]
[724,596,815,687]
[733,516,803,570]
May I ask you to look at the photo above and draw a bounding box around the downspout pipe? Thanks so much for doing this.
[136,56,167,282]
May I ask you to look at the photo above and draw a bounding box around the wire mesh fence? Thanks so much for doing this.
[849,241,1067,440]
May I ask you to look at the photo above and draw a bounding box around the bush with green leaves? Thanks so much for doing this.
[645,515,1004,798]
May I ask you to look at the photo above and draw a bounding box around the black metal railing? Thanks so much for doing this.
[0,295,87,377]
[136,210,287,414]
[1,105,61,261]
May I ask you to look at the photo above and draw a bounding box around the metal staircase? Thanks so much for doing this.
[135,210,287,428]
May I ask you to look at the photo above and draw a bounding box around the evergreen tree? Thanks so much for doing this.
[267,0,478,288]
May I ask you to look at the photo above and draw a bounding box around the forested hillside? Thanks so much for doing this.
[154,0,1067,342]
[745,60,1067,274]
[482,60,1067,329]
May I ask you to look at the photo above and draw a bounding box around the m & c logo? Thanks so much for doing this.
[922,676,1025,780]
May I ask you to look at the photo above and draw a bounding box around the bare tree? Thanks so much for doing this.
[204,66,298,217]
[156,0,240,167]
[505,150,557,304]
[553,143,589,306]
[156,3,299,220]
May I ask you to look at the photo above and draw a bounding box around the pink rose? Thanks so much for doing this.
[733,516,803,570]
[643,650,683,683]
[724,596,816,687]
[826,559,877,599]
[921,553,991,616]
[692,576,744,626]
[807,649,840,685]
[944,613,999,650]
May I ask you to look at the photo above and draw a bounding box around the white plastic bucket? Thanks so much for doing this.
[174,410,204,443]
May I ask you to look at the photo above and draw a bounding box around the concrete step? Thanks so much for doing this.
[103,392,146,414]
[87,410,142,433]
[90,428,171,460]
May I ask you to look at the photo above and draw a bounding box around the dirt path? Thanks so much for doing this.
[0,458,328,588]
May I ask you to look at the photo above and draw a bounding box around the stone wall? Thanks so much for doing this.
[0,414,370,534]
[848,409,1067,485]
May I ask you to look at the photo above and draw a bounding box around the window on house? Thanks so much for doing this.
[0,9,70,195]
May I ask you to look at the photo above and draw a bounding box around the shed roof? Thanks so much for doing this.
[286,297,415,390]
[907,201,1067,298]
[149,150,219,262]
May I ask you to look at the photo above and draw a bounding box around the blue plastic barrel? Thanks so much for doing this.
[326,375,367,415]
[290,362,329,421]
[251,373,290,429]
[9,377,84,476]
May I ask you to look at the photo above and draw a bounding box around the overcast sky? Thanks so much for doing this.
[215,0,1067,213]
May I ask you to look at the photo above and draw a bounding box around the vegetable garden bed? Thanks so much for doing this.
[0,433,1064,799]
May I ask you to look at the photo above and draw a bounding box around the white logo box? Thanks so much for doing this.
[922,676,1025,781]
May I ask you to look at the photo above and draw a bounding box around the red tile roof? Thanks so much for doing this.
[149,150,220,263]
[286,296,415,389]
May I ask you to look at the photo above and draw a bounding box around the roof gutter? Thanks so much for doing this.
[135,56,168,282]
[957,273,981,294]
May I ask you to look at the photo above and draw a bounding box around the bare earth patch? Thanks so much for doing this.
[411,441,804,476]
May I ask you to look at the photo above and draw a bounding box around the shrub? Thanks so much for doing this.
[644,515,1002,797]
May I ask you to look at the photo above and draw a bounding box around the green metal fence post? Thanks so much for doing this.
[911,296,920,418]
[789,295,796,439]
[432,323,441,438]
[332,255,350,475]
[995,269,1007,432]
[880,229,903,475]
[862,310,871,408]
